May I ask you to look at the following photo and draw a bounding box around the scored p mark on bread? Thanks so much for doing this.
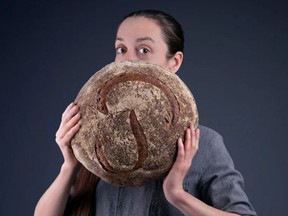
[95,73,178,173]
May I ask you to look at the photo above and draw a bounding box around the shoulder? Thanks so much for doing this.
[198,125,224,148]
[198,125,222,137]
[195,125,234,169]
[188,125,231,178]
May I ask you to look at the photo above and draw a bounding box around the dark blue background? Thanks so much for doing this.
[1,0,287,215]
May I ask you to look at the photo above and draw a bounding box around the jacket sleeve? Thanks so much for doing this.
[197,126,257,215]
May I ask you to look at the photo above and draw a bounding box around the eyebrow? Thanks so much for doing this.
[116,37,155,43]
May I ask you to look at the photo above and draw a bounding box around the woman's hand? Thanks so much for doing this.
[163,126,241,216]
[55,102,81,169]
[34,103,82,216]
[163,124,200,202]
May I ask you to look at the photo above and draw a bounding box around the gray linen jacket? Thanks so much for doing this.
[95,125,257,215]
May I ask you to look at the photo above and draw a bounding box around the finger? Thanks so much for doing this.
[56,103,79,138]
[190,124,196,147]
[174,137,191,175]
[181,126,193,162]
[63,112,81,134]
[61,103,78,124]
[57,112,81,139]
[184,127,192,152]
[62,102,75,119]
[194,128,200,149]
[59,123,81,146]
[190,126,199,157]
[175,138,185,164]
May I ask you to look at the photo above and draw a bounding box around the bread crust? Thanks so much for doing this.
[71,61,198,186]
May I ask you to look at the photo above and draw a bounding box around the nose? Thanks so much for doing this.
[115,50,139,62]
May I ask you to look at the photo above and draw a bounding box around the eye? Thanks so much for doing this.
[139,47,150,54]
[116,47,127,54]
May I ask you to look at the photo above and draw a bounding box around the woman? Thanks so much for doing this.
[34,10,256,216]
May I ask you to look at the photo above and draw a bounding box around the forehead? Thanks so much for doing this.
[116,17,163,40]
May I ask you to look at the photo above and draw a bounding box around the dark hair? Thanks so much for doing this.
[121,9,184,58]
[64,166,99,216]
[66,10,184,216]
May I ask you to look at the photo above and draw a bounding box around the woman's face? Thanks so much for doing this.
[115,17,172,70]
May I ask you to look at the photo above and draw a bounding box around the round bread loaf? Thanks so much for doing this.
[71,61,198,187]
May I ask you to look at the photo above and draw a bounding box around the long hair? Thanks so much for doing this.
[64,166,99,216]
